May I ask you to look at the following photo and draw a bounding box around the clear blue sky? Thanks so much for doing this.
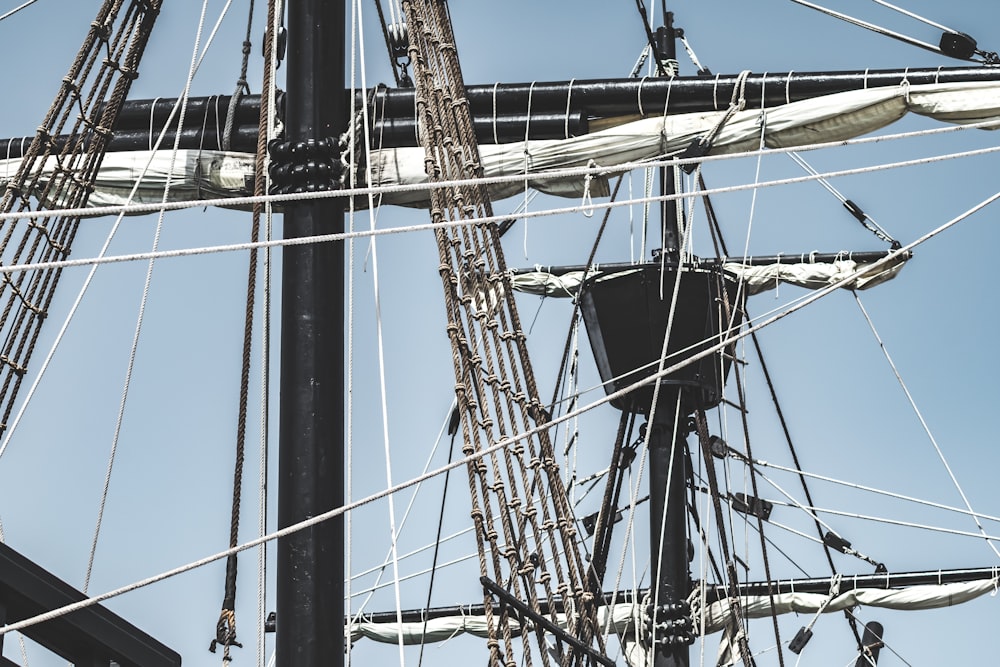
[2,1,1000,666]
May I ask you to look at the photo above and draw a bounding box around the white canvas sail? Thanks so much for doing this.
[3,80,1000,213]
[508,255,908,298]
[347,578,998,667]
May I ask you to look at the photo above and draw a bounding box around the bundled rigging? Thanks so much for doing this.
[0,0,162,445]
[398,0,606,664]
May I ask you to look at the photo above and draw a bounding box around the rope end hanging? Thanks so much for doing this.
[209,607,243,659]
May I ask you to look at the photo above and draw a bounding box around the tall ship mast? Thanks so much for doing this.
[2,1,1000,666]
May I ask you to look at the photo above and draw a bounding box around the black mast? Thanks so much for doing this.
[276,1,346,666]
[651,10,689,667]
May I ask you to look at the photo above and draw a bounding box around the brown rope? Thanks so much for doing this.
[0,0,162,440]
[211,0,276,661]
[699,173,864,650]
[693,408,755,666]
[400,1,603,664]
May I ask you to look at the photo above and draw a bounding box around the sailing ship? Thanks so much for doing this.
[2,0,1000,665]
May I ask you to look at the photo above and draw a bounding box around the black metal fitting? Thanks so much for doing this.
[267,137,344,195]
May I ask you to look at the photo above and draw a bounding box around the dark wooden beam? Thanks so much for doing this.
[0,542,179,667]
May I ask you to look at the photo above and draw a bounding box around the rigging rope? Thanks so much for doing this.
[2,112,999,230]
[373,0,404,87]
[254,8,281,667]
[85,0,207,601]
[221,0,255,151]
[693,409,755,666]
[700,172,864,648]
[212,0,274,660]
[754,458,1000,526]
[728,314,786,667]
[0,0,163,462]
[399,0,604,664]
[853,293,1000,562]
[350,3,409,659]
[417,410,459,667]
[4,186,1000,644]
[786,151,898,246]
[0,0,41,22]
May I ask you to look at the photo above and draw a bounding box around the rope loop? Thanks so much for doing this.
[581,159,597,217]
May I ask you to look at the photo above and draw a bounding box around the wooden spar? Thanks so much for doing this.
[354,566,1000,625]
[506,251,912,277]
[4,65,999,155]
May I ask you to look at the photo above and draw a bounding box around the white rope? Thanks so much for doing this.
[752,458,1000,527]
[853,293,1000,561]
[752,469,842,538]
[871,0,956,33]
[641,165,653,261]
[787,151,895,242]
[345,181,357,661]
[603,428,651,643]
[646,194,695,653]
[347,405,455,619]
[3,193,997,636]
[697,450,712,667]
[522,81,536,258]
[82,0,212,595]
[0,0,236,465]
[355,2,406,661]
[256,2,282,664]
[256,204,272,667]
[0,0,39,22]
[347,0,360,662]
[733,72,770,308]
[762,495,1000,542]
[348,526,475,585]
[627,172,636,263]
[347,552,481,599]
[764,517,827,547]
[195,1,236,75]
[787,0,942,54]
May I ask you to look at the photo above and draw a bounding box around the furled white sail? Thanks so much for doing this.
[697,578,998,635]
[0,150,255,214]
[347,602,637,645]
[705,579,999,666]
[347,578,998,667]
[3,81,999,213]
[369,80,1000,205]
[721,256,908,294]
[508,255,907,299]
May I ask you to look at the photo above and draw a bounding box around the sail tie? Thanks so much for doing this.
[210,0,278,661]
[581,160,597,217]
[222,0,256,151]
[677,69,751,172]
